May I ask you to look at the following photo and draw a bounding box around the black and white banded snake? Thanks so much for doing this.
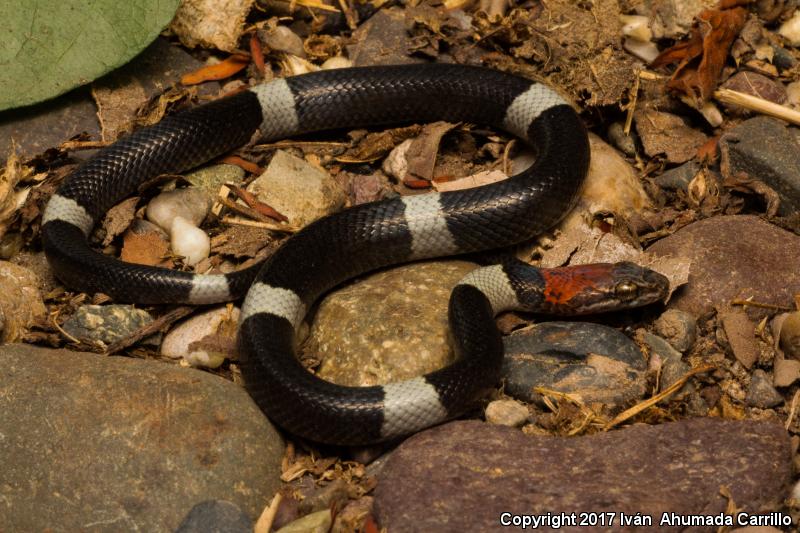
[42,64,669,445]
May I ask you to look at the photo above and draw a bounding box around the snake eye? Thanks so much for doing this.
[614,281,639,301]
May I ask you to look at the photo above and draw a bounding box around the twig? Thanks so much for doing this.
[786,389,800,430]
[714,88,800,126]
[104,306,194,355]
[254,493,283,533]
[604,363,716,430]
[221,215,299,233]
[730,298,792,312]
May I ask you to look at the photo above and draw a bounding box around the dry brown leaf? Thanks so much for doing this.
[121,230,173,268]
[652,6,748,106]
[101,197,140,246]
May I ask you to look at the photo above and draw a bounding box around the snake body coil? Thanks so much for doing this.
[42,64,668,445]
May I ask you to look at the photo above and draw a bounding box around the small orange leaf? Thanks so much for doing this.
[250,33,266,75]
[181,54,250,85]
[403,178,432,189]
[221,155,264,175]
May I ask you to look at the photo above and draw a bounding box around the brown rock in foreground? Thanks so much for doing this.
[648,215,800,316]
[374,419,790,533]
[0,344,283,532]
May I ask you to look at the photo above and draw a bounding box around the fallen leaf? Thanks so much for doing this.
[651,6,748,106]
[101,197,139,246]
[121,230,173,268]
[181,54,250,85]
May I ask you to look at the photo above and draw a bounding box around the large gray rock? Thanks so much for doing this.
[0,344,283,532]
[374,419,791,532]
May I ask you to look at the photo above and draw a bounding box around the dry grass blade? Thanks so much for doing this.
[604,363,715,430]
[254,492,283,533]
[714,88,800,126]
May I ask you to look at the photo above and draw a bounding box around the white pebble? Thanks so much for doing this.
[623,38,661,64]
[161,306,240,368]
[485,399,529,427]
[382,139,413,180]
[699,101,723,127]
[321,56,353,70]
[170,216,210,266]
[787,81,800,108]
[779,9,800,47]
[620,15,652,42]
[146,187,210,232]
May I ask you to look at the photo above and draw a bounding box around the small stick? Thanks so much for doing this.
[104,306,194,355]
[714,88,800,126]
[604,364,715,430]
[786,389,800,430]
[730,298,792,312]
[254,493,284,533]
[221,215,299,233]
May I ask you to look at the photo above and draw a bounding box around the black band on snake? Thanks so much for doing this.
[42,64,669,445]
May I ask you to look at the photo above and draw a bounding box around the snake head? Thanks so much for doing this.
[530,261,670,316]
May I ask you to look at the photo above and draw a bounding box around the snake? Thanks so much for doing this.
[42,64,669,445]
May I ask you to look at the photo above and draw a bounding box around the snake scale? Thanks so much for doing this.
[42,64,669,445]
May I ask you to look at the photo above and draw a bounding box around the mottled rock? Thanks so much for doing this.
[639,331,692,397]
[485,399,529,427]
[62,304,153,347]
[332,496,373,533]
[648,216,800,316]
[606,121,636,156]
[654,308,697,353]
[720,117,800,216]
[650,0,718,39]
[248,150,346,228]
[184,163,246,200]
[0,344,283,532]
[161,306,240,368]
[774,357,800,388]
[261,25,306,57]
[374,419,791,532]
[303,261,476,386]
[0,260,45,343]
[175,500,252,533]
[502,322,646,408]
[747,369,783,408]
[306,261,477,386]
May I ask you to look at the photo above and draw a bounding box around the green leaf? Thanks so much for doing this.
[0,0,181,111]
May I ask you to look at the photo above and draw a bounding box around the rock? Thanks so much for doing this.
[720,310,758,369]
[62,304,154,347]
[169,0,253,52]
[719,117,800,216]
[746,369,783,409]
[295,478,350,516]
[720,72,787,110]
[261,25,306,57]
[606,121,636,156]
[306,261,477,386]
[0,344,283,532]
[778,9,800,46]
[502,322,646,408]
[648,215,800,317]
[347,8,420,66]
[634,109,707,164]
[247,150,346,228]
[184,163,246,200]
[654,161,700,192]
[779,310,800,360]
[485,399,529,427]
[161,306,240,368]
[175,500,252,533]
[276,509,332,533]
[373,418,791,532]
[0,260,45,343]
[773,357,800,388]
[649,0,718,39]
[146,187,211,231]
[653,308,697,353]
[0,87,98,158]
[638,331,692,397]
